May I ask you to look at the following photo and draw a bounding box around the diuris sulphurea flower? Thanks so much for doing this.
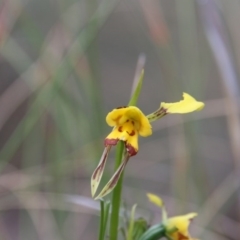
[146,193,198,240]
[164,213,198,240]
[91,93,204,199]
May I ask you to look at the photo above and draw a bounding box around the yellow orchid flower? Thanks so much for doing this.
[91,93,204,199]
[147,193,198,240]
[165,213,198,240]
[91,106,152,198]
[105,106,152,156]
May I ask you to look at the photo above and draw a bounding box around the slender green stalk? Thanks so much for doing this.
[109,141,125,240]
[103,201,110,234]
[98,200,105,240]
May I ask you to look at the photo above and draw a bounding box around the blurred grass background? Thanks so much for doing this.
[0,0,240,239]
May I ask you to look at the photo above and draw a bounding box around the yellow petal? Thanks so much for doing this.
[166,212,197,237]
[106,106,152,137]
[147,193,164,207]
[106,106,143,127]
[119,107,144,125]
[123,107,152,137]
[106,107,129,127]
[139,113,152,137]
[161,93,204,114]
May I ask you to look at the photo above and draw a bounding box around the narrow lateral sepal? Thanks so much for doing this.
[95,154,130,199]
[91,146,111,197]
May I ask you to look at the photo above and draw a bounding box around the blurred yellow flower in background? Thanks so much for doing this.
[147,193,198,240]
[165,213,198,240]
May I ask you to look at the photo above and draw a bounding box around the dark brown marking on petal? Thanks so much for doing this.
[116,106,127,109]
[108,164,125,188]
[92,163,104,180]
[105,138,119,146]
[126,119,129,122]
[153,108,168,117]
[92,147,110,180]
[127,130,135,136]
[178,233,189,240]
[125,143,137,156]
[160,107,168,115]
[118,126,123,132]
[108,156,130,189]
[162,107,167,113]
[131,121,134,125]
[154,107,168,116]
[94,153,108,179]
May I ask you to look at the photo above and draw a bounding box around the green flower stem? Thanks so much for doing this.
[98,200,105,240]
[98,200,110,240]
[109,141,125,240]
[103,201,110,234]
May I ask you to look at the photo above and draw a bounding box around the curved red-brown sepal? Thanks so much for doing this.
[91,146,111,197]
[95,154,130,199]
